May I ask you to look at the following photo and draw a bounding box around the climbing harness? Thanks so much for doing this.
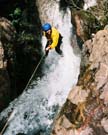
[24,54,45,91]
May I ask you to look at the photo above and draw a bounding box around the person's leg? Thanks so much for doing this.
[55,34,63,55]
[45,41,51,56]
[45,46,49,56]
[55,46,62,55]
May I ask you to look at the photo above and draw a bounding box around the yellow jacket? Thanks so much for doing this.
[44,27,59,49]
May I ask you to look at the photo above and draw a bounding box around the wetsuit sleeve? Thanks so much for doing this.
[50,33,59,49]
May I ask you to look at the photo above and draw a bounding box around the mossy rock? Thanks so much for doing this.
[88,0,108,27]
[71,10,101,40]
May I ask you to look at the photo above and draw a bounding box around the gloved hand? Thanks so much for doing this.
[45,46,51,51]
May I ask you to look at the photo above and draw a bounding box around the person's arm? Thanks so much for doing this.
[45,46,51,51]
[45,36,58,51]
[46,28,59,50]
[49,35,59,49]
[45,35,59,51]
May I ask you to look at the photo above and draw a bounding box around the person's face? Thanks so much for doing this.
[45,29,51,35]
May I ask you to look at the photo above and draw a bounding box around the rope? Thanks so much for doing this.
[0,54,45,135]
[0,110,16,135]
[0,122,8,135]
[24,54,45,91]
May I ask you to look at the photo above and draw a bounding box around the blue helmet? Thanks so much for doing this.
[42,23,51,31]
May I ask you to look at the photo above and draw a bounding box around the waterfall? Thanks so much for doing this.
[0,1,80,135]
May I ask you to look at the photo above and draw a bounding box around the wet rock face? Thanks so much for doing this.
[51,30,108,135]
[71,10,100,43]
[0,0,43,110]
[0,18,15,112]
[0,17,16,42]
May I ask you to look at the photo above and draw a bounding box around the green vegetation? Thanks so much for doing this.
[9,7,22,28]
[88,0,108,27]
[1,0,42,99]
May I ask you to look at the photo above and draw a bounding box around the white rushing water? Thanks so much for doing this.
[84,0,97,10]
[0,1,80,135]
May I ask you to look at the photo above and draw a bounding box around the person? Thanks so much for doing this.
[42,23,63,56]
